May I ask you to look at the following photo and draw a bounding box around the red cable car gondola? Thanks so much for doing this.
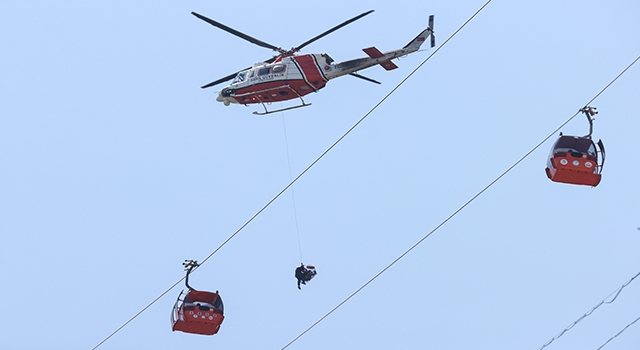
[171,260,224,336]
[545,107,605,187]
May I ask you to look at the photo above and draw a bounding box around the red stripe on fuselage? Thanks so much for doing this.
[292,54,327,90]
[231,55,327,105]
[232,79,318,105]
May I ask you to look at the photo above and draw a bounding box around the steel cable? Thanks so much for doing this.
[92,4,639,348]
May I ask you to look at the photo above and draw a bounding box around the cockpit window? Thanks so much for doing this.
[258,67,271,76]
[233,71,247,84]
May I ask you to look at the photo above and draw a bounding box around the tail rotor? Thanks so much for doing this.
[429,15,435,48]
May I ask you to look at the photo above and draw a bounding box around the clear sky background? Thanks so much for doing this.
[1,1,639,349]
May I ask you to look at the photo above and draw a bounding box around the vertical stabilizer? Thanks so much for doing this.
[403,15,435,51]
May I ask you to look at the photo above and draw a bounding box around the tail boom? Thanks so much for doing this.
[321,15,434,81]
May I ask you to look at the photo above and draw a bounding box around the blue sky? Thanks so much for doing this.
[1,1,639,349]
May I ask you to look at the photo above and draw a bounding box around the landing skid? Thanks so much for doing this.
[253,103,312,115]
[252,85,312,115]
[253,101,312,115]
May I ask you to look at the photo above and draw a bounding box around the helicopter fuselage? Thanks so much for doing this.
[216,54,328,106]
[216,43,425,107]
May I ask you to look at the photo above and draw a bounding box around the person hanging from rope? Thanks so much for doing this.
[295,264,307,290]
[295,264,317,290]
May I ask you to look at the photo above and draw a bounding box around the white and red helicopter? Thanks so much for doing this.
[192,10,434,114]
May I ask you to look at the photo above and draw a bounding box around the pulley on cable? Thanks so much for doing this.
[545,106,606,187]
[171,260,224,336]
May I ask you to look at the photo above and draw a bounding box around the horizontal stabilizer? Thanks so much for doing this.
[362,47,398,71]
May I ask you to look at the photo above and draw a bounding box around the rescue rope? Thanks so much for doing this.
[281,114,304,263]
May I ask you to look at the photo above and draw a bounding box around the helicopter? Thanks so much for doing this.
[191,10,435,115]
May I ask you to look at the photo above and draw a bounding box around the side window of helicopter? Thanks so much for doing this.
[258,67,271,76]
[272,65,286,73]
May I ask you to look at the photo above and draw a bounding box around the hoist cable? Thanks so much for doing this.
[537,269,640,350]
[279,46,640,350]
[281,115,304,262]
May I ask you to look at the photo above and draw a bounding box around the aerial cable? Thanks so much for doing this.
[93,1,493,348]
[279,50,640,350]
[281,113,304,262]
[91,278,185,350]
[596,313,640,349]
[92,6,639,348]
[584,54,640,108]
[537,269,640,350]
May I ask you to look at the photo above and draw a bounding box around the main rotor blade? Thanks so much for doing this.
[192,12,282,52]
[201,70,244,89]
[293,10,374,52]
